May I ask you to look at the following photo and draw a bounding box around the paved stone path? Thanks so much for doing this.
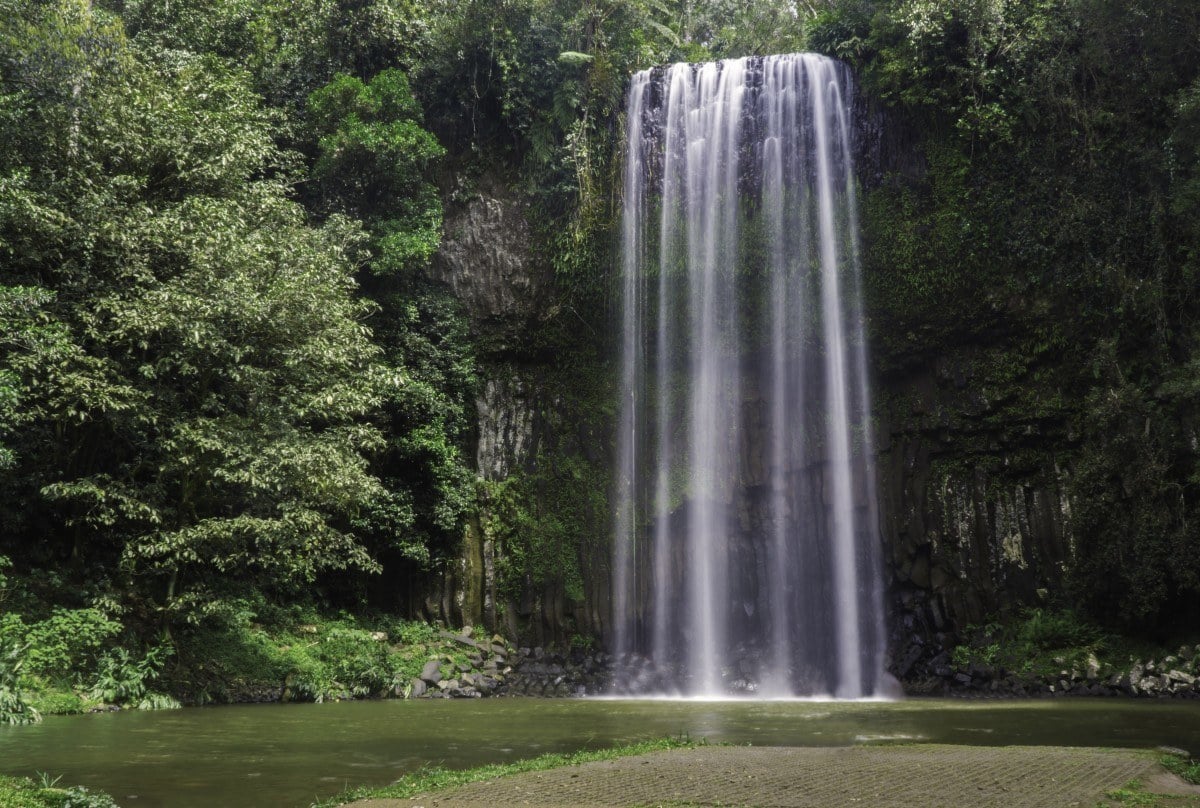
[349,744,1198,808]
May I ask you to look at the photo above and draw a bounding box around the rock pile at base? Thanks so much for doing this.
[907,645,1200,699]
[406,629,611,699]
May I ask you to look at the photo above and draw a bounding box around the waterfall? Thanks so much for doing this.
[612,53,888,699]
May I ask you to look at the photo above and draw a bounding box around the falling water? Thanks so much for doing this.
[612,54,888,698]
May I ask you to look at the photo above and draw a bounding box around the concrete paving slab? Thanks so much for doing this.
[348,744,1195,808]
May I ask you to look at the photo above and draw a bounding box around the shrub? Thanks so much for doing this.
[1,609,120,682]
[310,627,395,698]
[951,608,1110,677]
[90,645,179,709]
[1016,608,1100,652]
[28,689,88,716]
[0,644,40,725]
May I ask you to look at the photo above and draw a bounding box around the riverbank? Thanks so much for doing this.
[913,644,1200,699]
[335,743,1200,808]
[5,604,1199,723]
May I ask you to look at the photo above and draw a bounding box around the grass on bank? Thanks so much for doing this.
[1101,753,1200,807]
[0,774,118,808]
[1102,782,1200,808]
[316,737,704,807]
[1162,753,1200,786]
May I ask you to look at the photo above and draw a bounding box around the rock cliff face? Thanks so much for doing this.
[420,176,549,635]
[423,173,612,648]
[476,377,537,483]
[469,373,540,636]
[431,191,546,633]
[853,107,1085,676]
[876,354,1077,677]
[429,152,1083,672]
[426,177,549,339]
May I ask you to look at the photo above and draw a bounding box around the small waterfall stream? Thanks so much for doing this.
[613,54,888,698]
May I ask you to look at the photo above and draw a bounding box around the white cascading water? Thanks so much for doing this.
[612,54,888,699]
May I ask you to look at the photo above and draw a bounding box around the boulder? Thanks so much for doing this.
[440,631,481,650]
[420,660,443,684]
[1168,670,1196,686]
[408,678,428,698]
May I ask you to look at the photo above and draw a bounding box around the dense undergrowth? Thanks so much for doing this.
[165,604,472,705]
[0,580,484,725]
[948,607,1196,681]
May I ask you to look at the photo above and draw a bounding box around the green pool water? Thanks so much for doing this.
[1,697,1197,807]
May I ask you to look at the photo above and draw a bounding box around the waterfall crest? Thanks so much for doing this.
[612,53,887,699]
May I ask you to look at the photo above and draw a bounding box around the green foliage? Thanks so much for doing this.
[569,633,596,653]
[1015,608,1101,650]
[308,627,394,697]
[1161,753,1200,786]
[806,1,876,62]
[0,774,119,808]
[0,609,120,681]
[680,0,805,57]
[0,287,67,471]
[27,689,89,717]
[0,0,390,625]
[165,604,459,703]
[1099,782,1164,807]
[950,608,1137,678]
[308,69,444,275]
[0,644,40,726]
[303,65,476,578]
[1069,375,1200,628]
[90,645,179,709]
[483,454,606,605]
[355,288,477,570]
[113,0,435,113]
